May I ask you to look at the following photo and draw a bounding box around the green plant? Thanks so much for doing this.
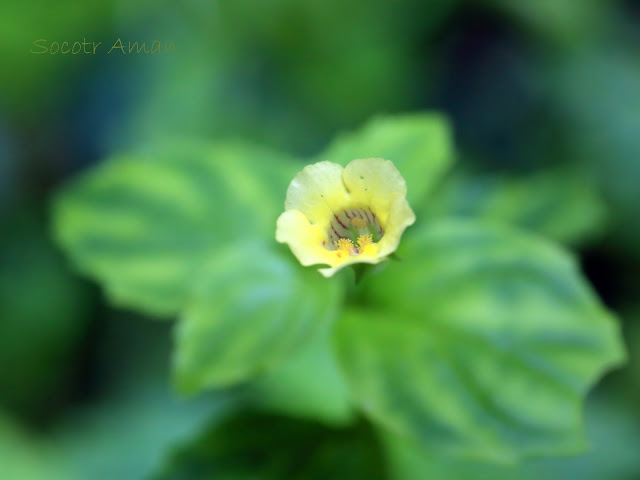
[52,113,625,466]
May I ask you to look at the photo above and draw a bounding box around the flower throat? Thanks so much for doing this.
[325,206,384,254]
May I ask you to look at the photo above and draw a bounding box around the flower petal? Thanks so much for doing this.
[376,196,416,258]
[318,254,384,278]
[284,161,350,226]
[276,210,334,266]
[343,158,407,221]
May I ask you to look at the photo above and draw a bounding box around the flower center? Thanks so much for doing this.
[324,206,384,255]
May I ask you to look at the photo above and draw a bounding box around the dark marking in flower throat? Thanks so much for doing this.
[325,206,384,249]
[334,214,348,229]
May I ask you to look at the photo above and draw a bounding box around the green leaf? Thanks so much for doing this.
[0,411,72,480]
[483,0,611,48]
[247,321,355,426]
[53,380,231,480]
[0,214,90,418]
[53,139,348,399]
[173,244,342,394]
[153,412,388,480]
[52,140,299,317]
[315,113,454,208]
[624,310,640,399]
[45,308,235,480]
[425,167,607,245]
[382,397,640,480]
[335,220,625,462]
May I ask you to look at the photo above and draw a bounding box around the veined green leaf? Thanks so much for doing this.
[425,167,607,245]
[53,139,347,395]
[315,113,454,208]
[247,321,355,426]
[335,220,625,462]
[52,140,300,317]
[173,243,342,394]
[382,397,640,480]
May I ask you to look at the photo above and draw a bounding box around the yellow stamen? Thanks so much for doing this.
[351,217,367,229]
[335,238,356,257]
[357,234,373,248]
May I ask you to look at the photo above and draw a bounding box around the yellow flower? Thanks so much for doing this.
[276,158,416,277]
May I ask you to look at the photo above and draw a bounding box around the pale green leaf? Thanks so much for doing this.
[173,244,342,394]
[315,113,454,208]
[52,140,299,317]
[425,167,607,245]
[383,397,640,480]
[0,412,72,480]
[336,220,625,462]
[247,322,355,426]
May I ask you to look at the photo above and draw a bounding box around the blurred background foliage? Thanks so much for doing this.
[1,0,640,478]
